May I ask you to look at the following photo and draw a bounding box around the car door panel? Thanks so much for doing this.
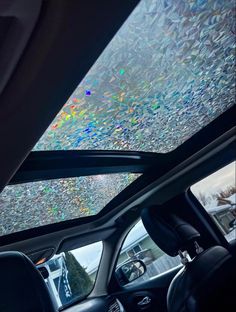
[114,266,181,312]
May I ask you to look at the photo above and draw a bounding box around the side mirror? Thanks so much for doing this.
[115,260,146,285]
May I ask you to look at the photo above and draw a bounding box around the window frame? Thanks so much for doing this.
[114,218,182,286]
[39,241,104,310]
[189,161,236,244]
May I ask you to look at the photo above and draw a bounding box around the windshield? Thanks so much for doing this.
[34,0,235,152]
[39,242,103,309]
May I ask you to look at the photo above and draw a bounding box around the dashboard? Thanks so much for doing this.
[64,296,125,312]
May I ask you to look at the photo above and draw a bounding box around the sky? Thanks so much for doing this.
[71,242,103,273]
[191,161,236,196]
[71,220,146,273]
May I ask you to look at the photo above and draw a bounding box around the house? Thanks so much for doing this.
[117,221,164,266]
[205,194,236,236]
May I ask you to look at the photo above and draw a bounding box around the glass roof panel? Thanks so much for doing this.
[34,0,235,152]
[0,173,139,236]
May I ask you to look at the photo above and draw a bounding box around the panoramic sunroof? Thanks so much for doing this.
[0,173,139,236]
[34,0,235,153]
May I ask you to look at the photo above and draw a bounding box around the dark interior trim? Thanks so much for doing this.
[1,114,235,246]
[57,227,115,253]
[9,150,161,184]
[0,0,140,191]
[9,105,236,186]
[0,0,42,94]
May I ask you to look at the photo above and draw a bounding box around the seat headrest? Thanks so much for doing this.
[141,206,200,256]
[0,251,56,312]
[167,246,236,311]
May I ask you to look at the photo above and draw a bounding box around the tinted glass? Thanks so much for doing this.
[0,173,139,236]
[34,0,235,153]
[191,162,236,242]
[40,242,103,308]
[116,220,181,285]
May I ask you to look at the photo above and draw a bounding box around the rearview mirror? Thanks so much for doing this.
[115,260,146,285]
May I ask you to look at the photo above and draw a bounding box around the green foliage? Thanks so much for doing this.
[64,252,93,299]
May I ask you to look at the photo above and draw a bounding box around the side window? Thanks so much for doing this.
[38,241,103,309]
[191,161,236,242]
[116,220,181,284]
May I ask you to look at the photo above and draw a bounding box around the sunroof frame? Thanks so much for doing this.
[9,150,160,184]
[10,105,236,186]
[1,106,235,246]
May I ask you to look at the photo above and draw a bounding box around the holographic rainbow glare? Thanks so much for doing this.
[34,0,235,152]
[0,173,139,236]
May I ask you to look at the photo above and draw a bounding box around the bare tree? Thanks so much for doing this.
[197,192,208,206]
[215,185,236,206]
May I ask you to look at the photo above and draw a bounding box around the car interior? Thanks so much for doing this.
[0,1,235,312]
